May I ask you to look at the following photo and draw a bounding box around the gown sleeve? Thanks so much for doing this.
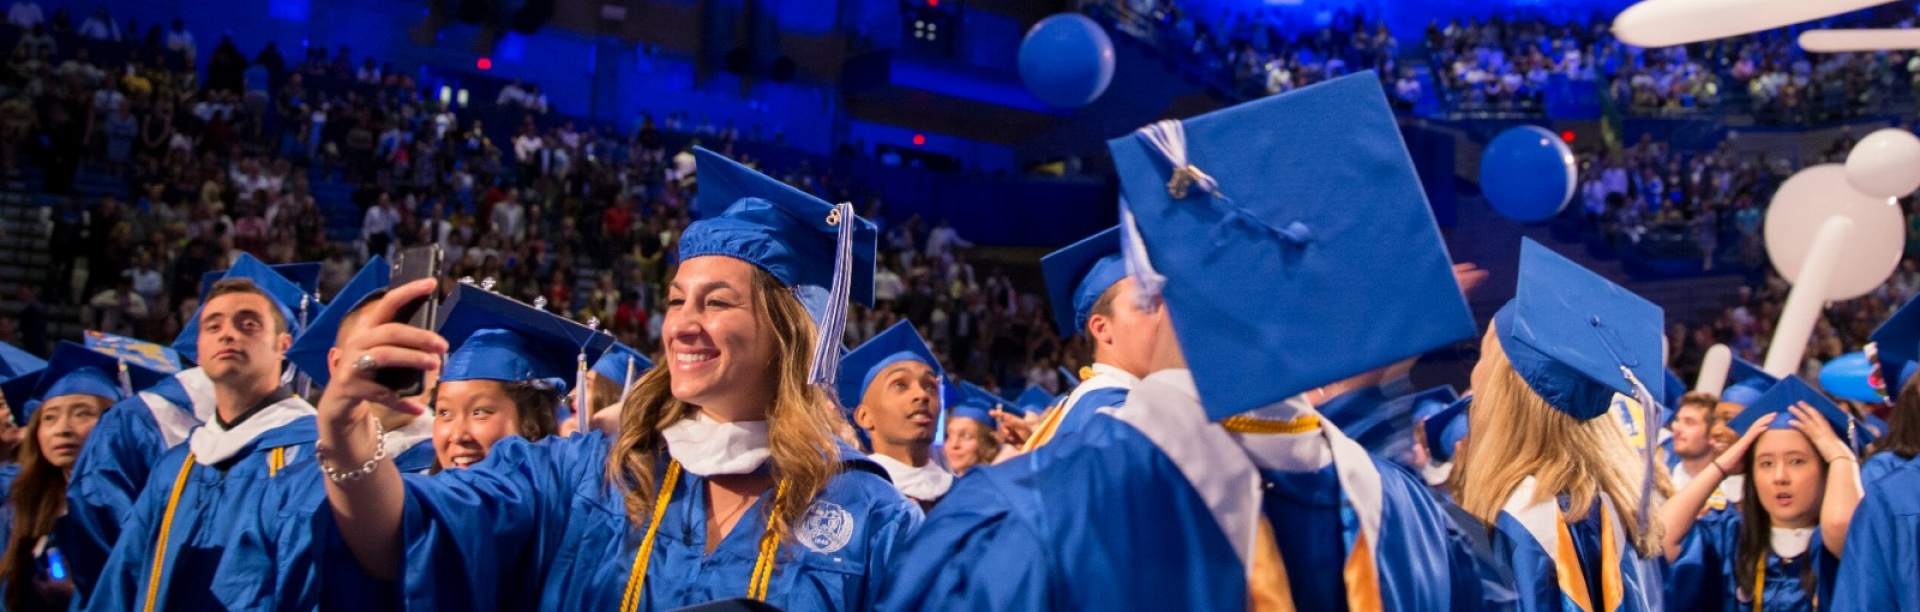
[62,397,169,606]
[877,473,1049,611]
[339,434,600,612]
[1663,507,1739,611]
[79,445,181,612]
[1833,483,1920,611]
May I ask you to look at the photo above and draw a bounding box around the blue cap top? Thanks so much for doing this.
[0,342,45,379]
[836,320,942,412]
[199,262,322,302]
[591,342,654,388]
[1014,386,1056,414]
[1041,226,1126,337]
[436,283,616,393]
[1351,385,1458,458]
[1423,394,1472,463]
[1109,71,1476,420]
[0,371,41,421]
[1725,376,1856,448]
[1495,239,1666,421]
[14,341,167,425]
[1720,356,1778,407]
[1871,293,1920,397]
[83,331,183,375]
[174,253,323,362]
[948,383,999,430]
[286,255,389,388]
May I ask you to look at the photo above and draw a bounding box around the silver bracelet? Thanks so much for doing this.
[318,417,389,482]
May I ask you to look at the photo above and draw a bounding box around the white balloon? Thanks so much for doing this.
[1801,28,1920,52]
[1764,164,1904,300]
[1845,128,1920,198]
[1613,0,1891,48]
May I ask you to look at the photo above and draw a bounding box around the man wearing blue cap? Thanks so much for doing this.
[72,257,321,611]
[885,72,1505,610]
[1025,226,1156,452]
[841,320,951,509]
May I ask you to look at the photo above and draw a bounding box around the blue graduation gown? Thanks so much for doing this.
[1834,461,1920,611]
[878,412,1510,611]
[1861,451,1914,485]
[1317,387,1398,456]
[210,440,438,612]
[1489,488,1663,612]
[334,432,919,612]
[83,416,319,611]
[61,374,200,602]
[1664,508,1835,612]
[1047,367,1132,444]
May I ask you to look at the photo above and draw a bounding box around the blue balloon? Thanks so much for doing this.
[1821,351,1882,403]
[1018,14,1116,108]
[1479,126,1576,223]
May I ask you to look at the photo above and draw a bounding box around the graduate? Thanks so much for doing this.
[62,254,317,604]
[0,342,163,611]
[1322,381,1456,468]
[1666,392,1727,492]
[1660,376,1862,612]
[1863,293,1920,483]
[428,283,611,470]
[1451,239,1669,612]
[568,342,655,436]
[1020,226,1154,451]
[1832,444,1920,610]
[883,72,1507,611]
[941,386,999,477]
[839,320,952,509]
[309,147,919,611]
[1374,386,1457,471]
[210,274,604,611]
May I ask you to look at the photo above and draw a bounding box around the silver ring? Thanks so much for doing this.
[352,353,379,373]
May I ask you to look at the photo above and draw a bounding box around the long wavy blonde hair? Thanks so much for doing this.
[606,266,843,543]
[1455,329,1670,557]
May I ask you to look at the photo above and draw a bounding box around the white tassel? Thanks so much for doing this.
[808,202,857,387]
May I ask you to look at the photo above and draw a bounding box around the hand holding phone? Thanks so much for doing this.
[375,245,444,396]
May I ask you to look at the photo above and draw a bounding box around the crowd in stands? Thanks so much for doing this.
[0,5,1081,395]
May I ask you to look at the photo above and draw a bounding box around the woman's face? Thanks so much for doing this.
[432,379,525,470]
[36,394,108,470]
[1751,429,1825,528]
[663,256,779,419]
[943,418,991,475]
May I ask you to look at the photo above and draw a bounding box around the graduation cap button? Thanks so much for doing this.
[825,207,842,227]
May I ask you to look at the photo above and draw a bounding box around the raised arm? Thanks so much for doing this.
[315,279,446,581]
[1661,414,1770,563]
[1786,403,1864,556]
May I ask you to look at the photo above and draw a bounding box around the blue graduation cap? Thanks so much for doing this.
[1721,357,1777,408]
[591,342,654,389]
[1495,239,1666,421]
[83,331,183,374]
[684,147,877,387]
[1108,71,1476,420]
[948,383,998,430]
[958,381,1004,411]
[1014,386,1056,415]
[174,253,323,362]
[13,341,168,425]
[436,283,616,393]
[835,320,943,412]
[1422,394,1472,463]
[1347,385,1458,456]
[286,255,389,388]
[1725,376,1857,448]
[199,262,322,301]
[0,341,46,379]
[1870,294,1920,398]
[0,371,40,421]
[1042,226,1126,337]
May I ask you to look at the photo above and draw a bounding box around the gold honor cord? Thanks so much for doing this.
[143,454,196,612]
[621,461,789,611]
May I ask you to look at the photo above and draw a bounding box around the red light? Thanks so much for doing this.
[477,57,493,70]
[912,134,926,146]
[1560,130,1575,143]
[927,0,938,6]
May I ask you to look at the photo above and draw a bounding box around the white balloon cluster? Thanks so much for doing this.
[1845,128,1920,199]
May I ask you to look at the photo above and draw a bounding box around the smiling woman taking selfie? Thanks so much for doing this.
[311,148,918,611]
[1660,376,1863,612]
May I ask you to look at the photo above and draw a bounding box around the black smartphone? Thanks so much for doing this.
[375,245,443,396]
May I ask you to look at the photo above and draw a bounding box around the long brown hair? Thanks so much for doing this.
[1732,439,1822,600]
[2,409,81,609]
[1456,331,1669,557]
[607,267,842,544]
[1871,374,1920,461]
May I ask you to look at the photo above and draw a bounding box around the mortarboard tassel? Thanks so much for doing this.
[116,359,133,397]
[576,317,601,436]
[806,201,857,387]
[619,356,637,407]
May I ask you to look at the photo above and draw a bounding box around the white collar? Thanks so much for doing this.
[145,367,217,448]
[1107,369,1383,575]
[1771,526,1815,558]
[660,413,770,477]
[868,453,953,501]
[186,394,315,465]
[383,413,435,460]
